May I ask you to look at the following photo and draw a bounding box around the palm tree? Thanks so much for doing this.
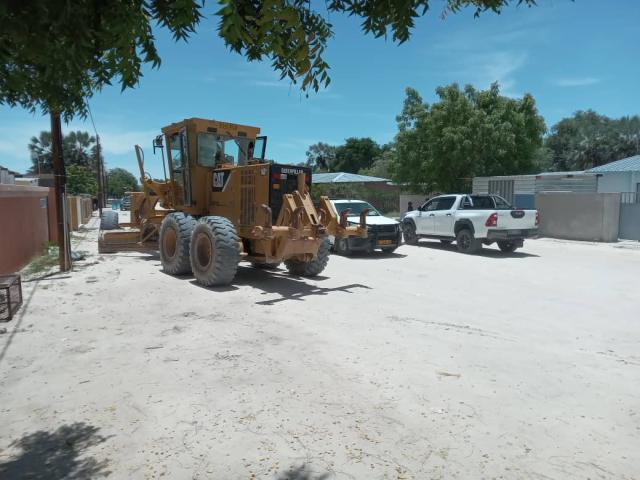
[27,130,97,174]
[28,131,54,174]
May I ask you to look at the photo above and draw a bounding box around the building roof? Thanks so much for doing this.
[312,172,390,184]
[587,155,640,173]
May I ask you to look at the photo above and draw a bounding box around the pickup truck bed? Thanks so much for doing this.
[402,194,538,254]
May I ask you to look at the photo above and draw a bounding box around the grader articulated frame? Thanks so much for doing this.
[99,117,367,286]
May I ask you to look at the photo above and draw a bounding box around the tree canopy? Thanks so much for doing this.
[1,0,537,120]
[333,138,382,173]
[545,111,640,171]
[66,164,98,196]
[391,83,546,192]
[106,168,139,198]
[305,142,336,172]
[28,130,97,174]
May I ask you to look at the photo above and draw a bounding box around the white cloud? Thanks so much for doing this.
[251,80,292,89]
[446,50,528,98]
[555,77,600,87]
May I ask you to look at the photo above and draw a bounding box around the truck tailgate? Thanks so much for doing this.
[496,209,537,230]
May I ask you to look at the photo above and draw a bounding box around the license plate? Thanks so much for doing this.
[507,230,522,235]
[378,239,393,245]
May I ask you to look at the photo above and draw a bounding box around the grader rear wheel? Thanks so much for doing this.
[285,238,330,277]
[189,216,240,287]
[159,212,196,275]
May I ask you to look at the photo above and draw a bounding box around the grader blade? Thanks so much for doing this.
[98,229,158,254]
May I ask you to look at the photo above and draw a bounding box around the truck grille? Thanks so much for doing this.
[371,224,398,234]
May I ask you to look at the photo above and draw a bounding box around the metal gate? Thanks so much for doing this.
[619,192,640,240]
[488,179,515,205]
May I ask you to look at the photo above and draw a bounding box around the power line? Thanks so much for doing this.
[86,101,106,212]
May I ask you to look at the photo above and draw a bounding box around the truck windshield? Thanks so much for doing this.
[334,202,380,216]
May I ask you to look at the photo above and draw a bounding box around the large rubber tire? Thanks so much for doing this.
[189,216,240,287]
[100,210,119,230]
[159,212,196,275]
[285,238,330,277]
[403,222,418,245]
[334,237,351,256]
[497,241,519,253]
[456,228,482,254]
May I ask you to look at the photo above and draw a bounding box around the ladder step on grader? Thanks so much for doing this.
[98,117,367,286]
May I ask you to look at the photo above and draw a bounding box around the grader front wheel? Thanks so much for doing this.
[285,238,330,277]
[189,216,240,287]
[159,212,196,275]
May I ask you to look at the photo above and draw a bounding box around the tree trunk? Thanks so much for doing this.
[51,112,71,271]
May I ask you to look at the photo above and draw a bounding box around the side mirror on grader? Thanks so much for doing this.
[99,117,367,286]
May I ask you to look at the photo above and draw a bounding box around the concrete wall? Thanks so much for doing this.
[399,194,427,216]
[597,171,640,193]
[472,175,536,195]
[535,192,620,242]
[0,185,52,274]
[619,203,640,240]
[535,174,598,193]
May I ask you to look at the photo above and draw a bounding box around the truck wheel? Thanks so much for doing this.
[456,229,481,254]
[285,238,330,277]
[497,241,518,253]
[403,222,418,245]
[334,237,351,256]
[100,210,119,230]
[190,216,240,287]
[159,212,196,275]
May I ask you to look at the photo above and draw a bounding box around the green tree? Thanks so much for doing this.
[391,83,546,192]
[1,0,538,120]
[305,142,336,172]
[359,144,395,179]
[545,111,640,171]
[333,138,382,173]
[28,130,97,174]
[66,165,98,195]
[107,168,139,198]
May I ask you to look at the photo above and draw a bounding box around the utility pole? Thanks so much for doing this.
[51,112,71,271]
[95,134,104,215]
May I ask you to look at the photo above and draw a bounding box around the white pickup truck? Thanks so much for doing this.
[402,194,538,254]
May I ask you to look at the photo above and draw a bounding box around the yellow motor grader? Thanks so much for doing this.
[98,117,367,286]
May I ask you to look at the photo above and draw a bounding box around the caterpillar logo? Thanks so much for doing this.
[280,168,305,175]
[212,170,231,192]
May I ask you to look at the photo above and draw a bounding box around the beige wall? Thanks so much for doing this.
[535,192,620,242]
[0,185,51,274]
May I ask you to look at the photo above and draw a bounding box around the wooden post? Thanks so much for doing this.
[51,112,71,271]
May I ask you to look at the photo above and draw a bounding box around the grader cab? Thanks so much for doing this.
[99,117,367,286]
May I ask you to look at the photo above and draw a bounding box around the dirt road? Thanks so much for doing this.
[1,215,638,479]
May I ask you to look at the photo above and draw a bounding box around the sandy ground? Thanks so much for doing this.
[1,212,639,480]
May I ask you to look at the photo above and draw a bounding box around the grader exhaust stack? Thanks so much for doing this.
[99,117,367,285]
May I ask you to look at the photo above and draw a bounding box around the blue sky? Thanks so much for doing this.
[1,0,638,178]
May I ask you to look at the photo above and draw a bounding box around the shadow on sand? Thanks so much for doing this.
[275,464,331,480]
[411,240,540,258]
[185,266,371,305]
[0,422,111,479]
